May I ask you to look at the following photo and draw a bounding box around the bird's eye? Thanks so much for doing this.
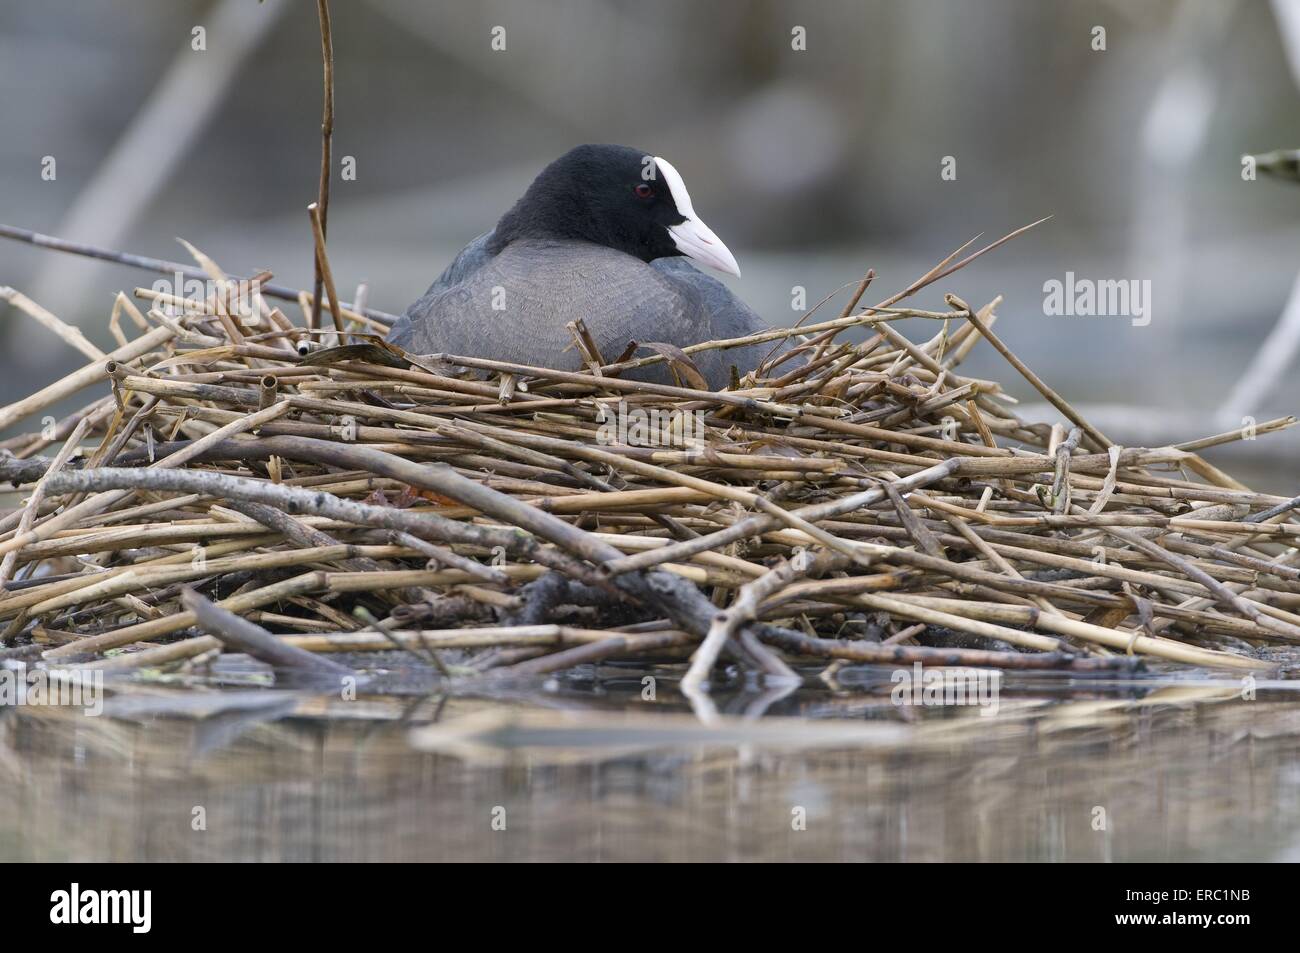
[634,183,653,198]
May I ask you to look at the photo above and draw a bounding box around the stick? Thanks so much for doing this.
[0,223,398,325]
[310,0,335,332]
[180,587,353,682]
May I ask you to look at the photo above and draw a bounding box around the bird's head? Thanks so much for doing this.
[490,143,741,277]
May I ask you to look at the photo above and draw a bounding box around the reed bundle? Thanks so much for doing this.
[0,233,1296,692]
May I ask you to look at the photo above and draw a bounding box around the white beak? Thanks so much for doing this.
[667,216,742,278]
[654,155,742,278]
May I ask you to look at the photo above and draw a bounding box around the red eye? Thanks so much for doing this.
[634,183,653,198]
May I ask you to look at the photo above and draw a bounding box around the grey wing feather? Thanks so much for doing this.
[387,231,496,350]
[387,239,698,381]
[433,231,497,287]
[651,258,796,388]
[388,235,798,390]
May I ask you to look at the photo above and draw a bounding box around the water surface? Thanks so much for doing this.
[2,662,1298,862]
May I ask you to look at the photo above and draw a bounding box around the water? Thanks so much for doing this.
[2,664,1298,862]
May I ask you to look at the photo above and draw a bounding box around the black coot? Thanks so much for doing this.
[387,144,790,389]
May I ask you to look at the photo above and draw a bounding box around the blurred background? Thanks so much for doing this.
[2,0,1300,480]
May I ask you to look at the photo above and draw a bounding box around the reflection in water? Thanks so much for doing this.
[1,667,1298,861]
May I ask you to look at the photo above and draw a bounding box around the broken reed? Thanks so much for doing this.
[0,238,1297,691]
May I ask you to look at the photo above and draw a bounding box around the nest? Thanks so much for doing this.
[0,242,1296,692]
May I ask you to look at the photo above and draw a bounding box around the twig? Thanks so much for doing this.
[310,0,335,331]
[180,587,353,683]
[681,560,800,694]
[0,223,399,325]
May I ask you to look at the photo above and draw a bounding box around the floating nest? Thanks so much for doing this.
[0,239,1296,694]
